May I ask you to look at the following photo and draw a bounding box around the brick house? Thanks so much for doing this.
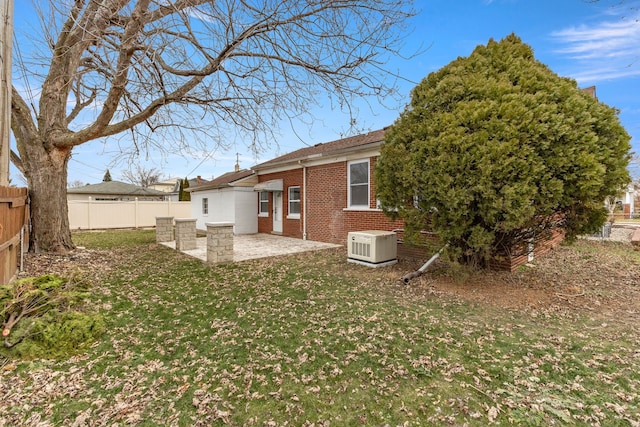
[252,128,404,245]
[252,128,565,270]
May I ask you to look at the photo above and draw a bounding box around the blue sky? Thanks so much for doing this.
[11,0,640,184]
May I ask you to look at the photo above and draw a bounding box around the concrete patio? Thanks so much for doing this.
[160,233,342,262]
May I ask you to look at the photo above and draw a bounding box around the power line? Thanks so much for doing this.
[185,147,219,178]
[69,156,105,172]
[12,25,36,115]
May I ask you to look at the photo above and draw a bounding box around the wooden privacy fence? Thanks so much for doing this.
[68,199,191,230]
[0,186,29,285]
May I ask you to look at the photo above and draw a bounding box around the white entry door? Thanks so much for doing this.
[273,191,283,233]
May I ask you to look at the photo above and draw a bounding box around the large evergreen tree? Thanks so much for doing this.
[180,178,191,202]
[375,34,631,266]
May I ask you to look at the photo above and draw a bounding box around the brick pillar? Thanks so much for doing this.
[175,218,197,250]
[155,217,174,243]
[206,222,234,265]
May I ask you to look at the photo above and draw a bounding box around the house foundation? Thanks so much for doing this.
[206,222,234,264]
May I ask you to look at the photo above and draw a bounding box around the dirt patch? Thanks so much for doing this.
[17,249,112,280]
[393,239,640,325]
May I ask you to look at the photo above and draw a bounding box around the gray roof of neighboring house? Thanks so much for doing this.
[187,169,256,192]
[67,181,168,197]
[253,128,387,170]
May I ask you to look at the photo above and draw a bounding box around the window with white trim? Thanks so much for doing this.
[202,197,209,215]
[288,186,300,218]
[348,160,369,208]
[258,191,269,216]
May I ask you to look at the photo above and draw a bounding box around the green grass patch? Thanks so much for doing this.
[72,228,156,249]
[0,230,638,426]
[574,238,640,262]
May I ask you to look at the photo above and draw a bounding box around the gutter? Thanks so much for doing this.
[299,160,308,240]
[253,140,384,172]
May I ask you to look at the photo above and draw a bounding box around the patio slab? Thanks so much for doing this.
[160,233,342,262]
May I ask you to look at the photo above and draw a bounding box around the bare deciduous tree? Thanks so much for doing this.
[11,0,416,252]
[67,180,86,188]
[631,154,640,185]
[122,165,162,188]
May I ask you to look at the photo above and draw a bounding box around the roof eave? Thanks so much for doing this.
[187,172,256,192]
[253,140,384,172]
[186,183,231,192]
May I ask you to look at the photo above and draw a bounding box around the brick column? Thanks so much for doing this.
[175,218,197,250]
[155,217,174,243]
[206,222,234,265]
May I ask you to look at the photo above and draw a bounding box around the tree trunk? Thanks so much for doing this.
[26,144,75,253]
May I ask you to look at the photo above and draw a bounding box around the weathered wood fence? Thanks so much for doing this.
[0,186,29,284]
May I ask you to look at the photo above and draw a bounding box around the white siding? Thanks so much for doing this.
[233,187,258,234]
[190,187,257,234]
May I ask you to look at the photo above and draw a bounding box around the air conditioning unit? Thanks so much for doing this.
[347,230,397,267]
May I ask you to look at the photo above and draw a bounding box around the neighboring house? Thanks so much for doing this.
[252,128,403,245]
[148,178,181,199]
[187,169,258,234]
[607,184,636,219]
[149,176,210,201]
[67,181,168,201]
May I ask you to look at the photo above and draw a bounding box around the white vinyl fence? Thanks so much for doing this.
[68,198,191,230]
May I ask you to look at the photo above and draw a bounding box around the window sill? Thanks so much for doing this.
[258,213,269,218]
[287,214,301,220]
[343,207,382,212]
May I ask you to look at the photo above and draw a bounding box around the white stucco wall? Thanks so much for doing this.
[190,187,257,234]
[233,187,259,234]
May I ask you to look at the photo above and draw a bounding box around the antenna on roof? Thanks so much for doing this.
[235,153,240,172]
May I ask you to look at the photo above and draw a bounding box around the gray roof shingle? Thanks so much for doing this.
[188,169,256,192]
[253,128,386,170]
[67,181,168,196]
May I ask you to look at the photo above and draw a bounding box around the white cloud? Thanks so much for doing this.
[551,7,640,83]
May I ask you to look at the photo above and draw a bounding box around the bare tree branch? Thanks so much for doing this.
[22,0,415,150]
[121,165,162,187]
[11,0,417,252]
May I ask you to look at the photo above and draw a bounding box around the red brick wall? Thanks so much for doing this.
[257,169,304,238]
[491,228,566,271]
[257,191,272,233]
[305,157,404,245]
[257,157,404,244]
[305,162,346,242]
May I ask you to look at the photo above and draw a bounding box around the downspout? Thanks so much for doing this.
[300,161,307,240]
[401,244,448,285]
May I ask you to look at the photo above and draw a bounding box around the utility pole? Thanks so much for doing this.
[0,0,13,186]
